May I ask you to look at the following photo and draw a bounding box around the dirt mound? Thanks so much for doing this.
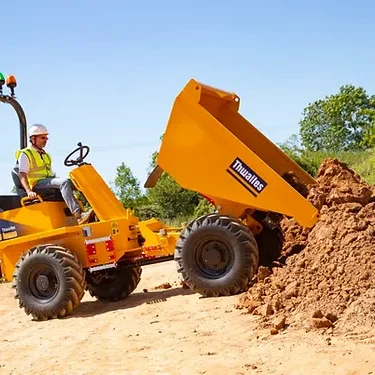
[237,158,375,334]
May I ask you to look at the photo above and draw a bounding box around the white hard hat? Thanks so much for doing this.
[28,124,49,137]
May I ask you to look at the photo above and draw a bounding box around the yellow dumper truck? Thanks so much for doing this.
[145,79,319,297]
[0,74,319,320]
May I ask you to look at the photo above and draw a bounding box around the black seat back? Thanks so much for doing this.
[12,166,26,197]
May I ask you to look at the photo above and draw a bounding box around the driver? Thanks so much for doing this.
[15,124,93,224]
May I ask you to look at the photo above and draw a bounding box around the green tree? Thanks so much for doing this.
[112,162,146,211]
[145,169,201,220]
[278,134,320,177]
[299,84,375,152]
[193,198,215,217]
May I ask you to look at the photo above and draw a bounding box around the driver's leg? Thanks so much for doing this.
[34,177,92,223]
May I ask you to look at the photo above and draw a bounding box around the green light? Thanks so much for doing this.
[0,72,4,84]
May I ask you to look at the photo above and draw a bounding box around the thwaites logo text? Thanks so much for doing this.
[227,157,267,196]
[0,224,18,241]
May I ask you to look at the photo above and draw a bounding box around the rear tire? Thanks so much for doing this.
[175,214,259,297]
[255,224,284,266]
[86,266,142,301]
[12,244,86,321]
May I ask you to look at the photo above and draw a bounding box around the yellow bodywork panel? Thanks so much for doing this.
[0,201,76,234]
[153,79,319,228]
[69,164,129,221]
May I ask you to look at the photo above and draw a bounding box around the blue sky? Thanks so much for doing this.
[1,0,375,194]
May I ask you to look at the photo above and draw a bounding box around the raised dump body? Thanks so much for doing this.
[147,79,319,228]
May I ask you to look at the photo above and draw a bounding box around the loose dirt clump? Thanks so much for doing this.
[153,282,172,290]
[237,158,375,334]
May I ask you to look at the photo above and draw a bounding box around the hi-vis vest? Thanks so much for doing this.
[15,147,53,187]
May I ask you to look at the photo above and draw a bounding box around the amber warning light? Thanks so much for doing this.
[0,73,17,96]
[6,75,17,88]
[6,75,17,96]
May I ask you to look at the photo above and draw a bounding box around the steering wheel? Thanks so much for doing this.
[64,142,90,167]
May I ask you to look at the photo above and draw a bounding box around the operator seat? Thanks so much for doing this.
[11,167,64,202]
[0,169,64,213]
[0,169,66,212]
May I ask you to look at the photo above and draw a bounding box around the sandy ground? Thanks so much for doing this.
[1,261,375,375]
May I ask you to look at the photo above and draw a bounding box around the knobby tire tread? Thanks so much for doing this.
[175,213,259,297]
[12,244,86,321]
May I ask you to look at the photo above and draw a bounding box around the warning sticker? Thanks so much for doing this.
[111,221,119,235]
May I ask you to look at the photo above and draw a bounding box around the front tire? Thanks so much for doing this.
[175,214,259,297]
[86,266,142,301]
[12,244,86,321]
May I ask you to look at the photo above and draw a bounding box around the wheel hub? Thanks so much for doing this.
[36,275,50,291]
[203,246,222,268]
[196,239,233,278]
[29,266,59,301]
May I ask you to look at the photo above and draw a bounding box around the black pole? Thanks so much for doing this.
[0,95,27,149]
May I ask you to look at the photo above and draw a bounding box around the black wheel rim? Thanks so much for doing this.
[194,236,234,278]
[29,265,59,302]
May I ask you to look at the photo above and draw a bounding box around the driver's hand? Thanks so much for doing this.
[27,191,37,199]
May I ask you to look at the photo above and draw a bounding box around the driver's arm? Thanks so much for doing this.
[19,172,33,195]
[18,153,35,196]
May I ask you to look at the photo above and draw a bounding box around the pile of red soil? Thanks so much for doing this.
[237,158,375,334]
